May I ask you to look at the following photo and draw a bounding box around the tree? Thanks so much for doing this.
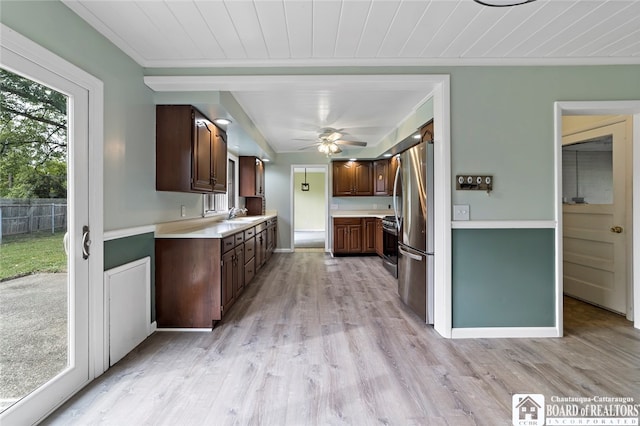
[0,68,67,198]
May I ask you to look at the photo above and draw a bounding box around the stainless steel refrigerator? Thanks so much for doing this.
[392,141,434,324]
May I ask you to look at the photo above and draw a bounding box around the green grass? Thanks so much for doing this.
[0,232,67,281]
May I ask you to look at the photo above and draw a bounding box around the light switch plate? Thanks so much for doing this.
[453,204,470,221]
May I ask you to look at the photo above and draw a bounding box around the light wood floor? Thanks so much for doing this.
[44,252,640,425]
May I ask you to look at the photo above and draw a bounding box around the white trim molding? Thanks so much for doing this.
[451,220,556,229]
[555,100,640,331]
[451,327,561,339]
[104,225,156,241]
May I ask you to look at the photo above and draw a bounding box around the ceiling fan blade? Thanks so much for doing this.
[335,140,367,147]
[298,143,320,150]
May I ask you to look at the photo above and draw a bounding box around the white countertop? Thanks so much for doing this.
[330,210,394,219]
[155,213,277,239]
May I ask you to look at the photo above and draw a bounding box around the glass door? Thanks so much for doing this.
[1,44,90,425]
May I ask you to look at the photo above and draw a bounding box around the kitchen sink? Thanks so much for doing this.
[224,217,258,223]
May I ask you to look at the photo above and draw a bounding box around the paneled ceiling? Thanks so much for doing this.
[62,0,640,158]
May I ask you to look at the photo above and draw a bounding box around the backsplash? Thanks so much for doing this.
[330,196,393,211]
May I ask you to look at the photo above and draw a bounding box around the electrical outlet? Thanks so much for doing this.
[180,205,186,217]
[453,204,470,221]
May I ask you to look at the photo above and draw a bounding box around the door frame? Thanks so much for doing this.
[554,101,640,330]
[290,164,330,252]
[1,24,105,419]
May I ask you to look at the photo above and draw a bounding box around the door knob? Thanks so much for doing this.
[610,226,623,233]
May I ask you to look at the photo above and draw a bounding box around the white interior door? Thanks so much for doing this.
[562,120,629,314]
[1,43,90,425]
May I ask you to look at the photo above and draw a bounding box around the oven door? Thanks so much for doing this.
[381,225,398,277]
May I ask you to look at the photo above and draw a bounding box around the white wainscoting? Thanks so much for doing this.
[104,257,152,366]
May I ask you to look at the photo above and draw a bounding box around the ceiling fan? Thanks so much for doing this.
[298,128,367,156]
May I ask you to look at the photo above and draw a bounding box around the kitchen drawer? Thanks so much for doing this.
[255,221,267,233]
[234,232,245,246]
[245,237,255,261]
[244,258,255,285]
[244,227,255,240]
[222,235,235,253]
[333,217,362,226]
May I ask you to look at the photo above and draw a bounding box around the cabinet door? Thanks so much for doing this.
[192,112,214,192]
[256,159,265,196]
[389,155,401,196]
[256,230,266,269]
[420,120,434,143]
[221,249,235,311]
[333,223,349,253]
[235,244,245,293]
[212,127,227,193]
[375,218,384,256]
[373,160,389,196]
[244,258,255,286]
[353,161,373,196]
[347,224,363,252]
[239,156,265,197]
[363,218,376,253]
[332,162,354,196]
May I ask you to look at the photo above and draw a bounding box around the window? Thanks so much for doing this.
[562,135,613,205]
[203,156,237,215]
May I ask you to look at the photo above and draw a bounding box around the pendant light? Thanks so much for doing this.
[473,0,536,6]
[301,168,310,191]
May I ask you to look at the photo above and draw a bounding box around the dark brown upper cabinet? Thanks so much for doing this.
[420,120,434,143]
[239,156,265,197]
[156,105,227,193]
[332,161,373,196]
[373,160,390,196]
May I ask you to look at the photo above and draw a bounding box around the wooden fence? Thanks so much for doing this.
[0,199,67,243]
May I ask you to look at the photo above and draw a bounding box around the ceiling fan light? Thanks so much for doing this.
[330,143,339,153]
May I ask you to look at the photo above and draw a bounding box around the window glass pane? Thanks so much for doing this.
[562,135,613,204]
[0,67,69,412]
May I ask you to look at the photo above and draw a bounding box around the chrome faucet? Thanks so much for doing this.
[227,207,248,220]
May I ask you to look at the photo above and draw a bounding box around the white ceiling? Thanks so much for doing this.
[62,0,640,158]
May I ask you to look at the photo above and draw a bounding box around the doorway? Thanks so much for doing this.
[291,166,328,251]
[562,117,631,315]
[555,103,640,332]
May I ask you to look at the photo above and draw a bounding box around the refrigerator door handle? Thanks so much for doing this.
[399,246,423,261]
[392,157,401,232]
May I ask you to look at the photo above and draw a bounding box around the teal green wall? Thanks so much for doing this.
[104,233,156,321]
[452,229,555,327]
[5,0,640,330]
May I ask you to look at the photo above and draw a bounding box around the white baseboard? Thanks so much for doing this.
[274,248,294,253]
[451,327,560,339]
[149,321,157,334]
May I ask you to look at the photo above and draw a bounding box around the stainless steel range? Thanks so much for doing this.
[380,215,399,277]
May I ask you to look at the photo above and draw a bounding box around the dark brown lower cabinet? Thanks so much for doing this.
[333,217,381,255]
[155,238,221,328]
[363,218,376,254]
[332,218,363,254]
[155,219,274,329]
